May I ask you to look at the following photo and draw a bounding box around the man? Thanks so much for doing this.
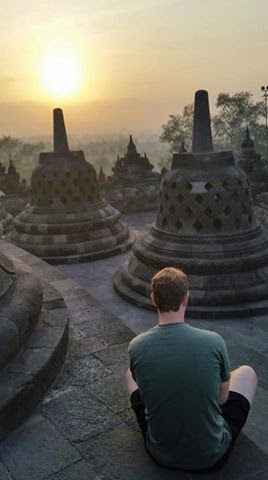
[126,267,257,471]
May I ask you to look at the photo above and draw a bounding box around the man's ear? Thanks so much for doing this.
[151,292,157,307]
[182,291,190,307]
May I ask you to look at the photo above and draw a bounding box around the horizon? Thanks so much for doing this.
[1,0,268,137]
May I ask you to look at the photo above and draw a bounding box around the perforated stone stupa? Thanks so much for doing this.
[10,109,133,264]
[114,90,268,319]
[99,135,161,213]
[237,128,268,198]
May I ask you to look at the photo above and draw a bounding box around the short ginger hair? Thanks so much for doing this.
[151,267,188,312]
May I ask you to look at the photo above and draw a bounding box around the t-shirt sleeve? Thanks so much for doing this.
[218,336,231,382]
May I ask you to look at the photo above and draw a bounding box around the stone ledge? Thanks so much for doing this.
[0,242,69,441]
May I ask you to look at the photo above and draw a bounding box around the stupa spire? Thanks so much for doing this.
[53,108,69,153]
[127,134,137,154]
[192,90,213,153]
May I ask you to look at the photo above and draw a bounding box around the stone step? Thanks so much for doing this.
[0,281,68,441]
[114,266,268,319]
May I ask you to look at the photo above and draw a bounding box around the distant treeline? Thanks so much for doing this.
[0,135,169,185]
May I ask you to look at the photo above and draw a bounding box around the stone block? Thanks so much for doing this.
[45,460,99,480]
[42,387,122,443]
[0,417,80,480]
[53,354,112,388]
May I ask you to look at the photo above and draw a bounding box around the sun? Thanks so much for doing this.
[41,55,81,99]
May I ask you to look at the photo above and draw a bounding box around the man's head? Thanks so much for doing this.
[151,267,189,313]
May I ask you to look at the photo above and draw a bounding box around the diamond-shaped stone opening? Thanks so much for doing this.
[223,206,232,215]
[195,194,204,204]
[205,182,213,191]
[171,182,177,190]
[222,180,230,190]
[248,215,253,224]
[169,205,176,214]
[232,192,239,201]
[204,207,212,217]
[214,194,221,203]
[235,218,241,229]
[241,202,248,213]
[213,218,223,231]
[193,219,203,232]
[185,207,193,216]
[185,182,193,191]
[177,193,184,202]
[175,219,183,230]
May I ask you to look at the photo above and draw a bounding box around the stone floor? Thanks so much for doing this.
[0,211,267,479]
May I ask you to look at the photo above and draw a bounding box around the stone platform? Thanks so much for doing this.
[0,212,267,479]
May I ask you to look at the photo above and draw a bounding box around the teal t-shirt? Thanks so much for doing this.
[128,323,232,470]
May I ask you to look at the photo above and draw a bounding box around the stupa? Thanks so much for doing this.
[10,109,133,264]
[114,90,268,319]
[237,128,268,198]
[99,135,161,213]
[111,135,155,179]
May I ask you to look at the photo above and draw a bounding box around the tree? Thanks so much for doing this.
[160,91,266,158]
[0,136,45,184]
[159,104,193,155]
[212,92,265,154]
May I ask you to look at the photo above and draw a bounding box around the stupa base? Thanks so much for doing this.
[114,264,268,320]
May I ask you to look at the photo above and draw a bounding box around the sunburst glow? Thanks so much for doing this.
[41,55,81,99]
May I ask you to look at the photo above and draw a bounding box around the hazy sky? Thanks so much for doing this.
[1,0,268,137]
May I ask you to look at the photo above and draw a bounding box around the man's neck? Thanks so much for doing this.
[158,309,185,325]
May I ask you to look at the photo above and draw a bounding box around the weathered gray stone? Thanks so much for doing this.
[54,355,112,388]
[89,374,129,413]
[237,128,268,199]
[42,387,122,443]
[44,460,99,480]
[77,426,268,480]
[0,461,12,479]
[114,90,268,319]
[68,327,107,356]
[76,424,163,480]
[94,343,130,377]
[0,417,80,480]
[10,109,134,263]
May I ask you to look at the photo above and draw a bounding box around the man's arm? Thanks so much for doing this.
[218,380,230,406]
[125,368,139,397]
